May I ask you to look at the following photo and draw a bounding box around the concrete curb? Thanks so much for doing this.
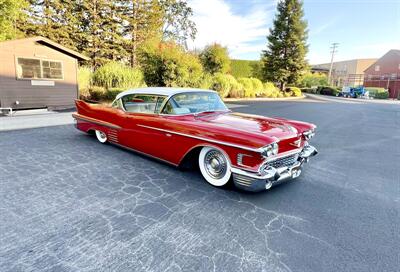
[0,112,74,132]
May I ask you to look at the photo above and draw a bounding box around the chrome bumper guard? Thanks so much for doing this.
[231,144,318,192]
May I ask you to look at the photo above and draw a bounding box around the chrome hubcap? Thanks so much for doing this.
[204,150,227,179]
[99,131,106,139]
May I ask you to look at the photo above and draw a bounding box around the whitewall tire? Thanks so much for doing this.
[199,147,232,187]
[95,130,108,143]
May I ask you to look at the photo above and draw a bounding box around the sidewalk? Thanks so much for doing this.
[305,93,400,105]
[0,110,75,131]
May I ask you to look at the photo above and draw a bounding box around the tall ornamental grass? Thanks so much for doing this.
[77,67,93,97]
[92,61,146,89]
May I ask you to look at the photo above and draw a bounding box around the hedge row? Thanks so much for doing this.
[230,59,259,78]
[211,74,302,99]
[302,86,390,99]
[78,63,303,101]
[365,87,389,99]
[301,86,340,96]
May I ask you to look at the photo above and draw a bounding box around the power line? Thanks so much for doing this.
[328,43,339,85]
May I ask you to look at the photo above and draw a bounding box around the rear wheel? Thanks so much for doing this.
[95,130,107,143]
[198,147,231,187]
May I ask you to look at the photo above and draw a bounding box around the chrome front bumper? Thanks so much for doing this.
[231,145,318,192]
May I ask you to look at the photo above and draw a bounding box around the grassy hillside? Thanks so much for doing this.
[230,59,260,78]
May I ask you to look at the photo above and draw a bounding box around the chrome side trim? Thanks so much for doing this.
[72,114,121,130]
[137,124,263,152]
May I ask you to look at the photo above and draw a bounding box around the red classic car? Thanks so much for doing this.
[73,88,317,192]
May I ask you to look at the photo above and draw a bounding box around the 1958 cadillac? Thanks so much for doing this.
[73,88,318,192]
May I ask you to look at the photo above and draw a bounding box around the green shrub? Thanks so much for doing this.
[237,77,256,97]
[300,72,328,88]
[365,87,389,99]
[200,44,231,75]
[87,86,107,101]
[228,81,244,98]
[250,78,263,95]
[260,82,279,97]
[106,88,126,100]
[140,41,203,88]
[78,66,92,92]
[211,73,232,98]
[317,86,340,96]
[194,73,213,89]
[92,62,145,89]
[301,87,317,94]
[285,86,302,97]
[230,59,260,78]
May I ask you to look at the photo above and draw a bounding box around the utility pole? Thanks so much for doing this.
[328,43,339,86]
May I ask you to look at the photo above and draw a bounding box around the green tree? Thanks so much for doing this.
[79,0,127,67]
[0,0,27,41]
[261,0,308,90]
[300,72,328,88]
[20,0,80,50]
[160,0,197,47]
[118,0,163,67]
[140,40,203,87]
[200,43,230,75]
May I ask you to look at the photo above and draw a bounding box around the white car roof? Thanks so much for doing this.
[115,87,217,100]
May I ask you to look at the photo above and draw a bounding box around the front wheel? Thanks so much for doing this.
[95,130,107,143]
[198,147,232,187]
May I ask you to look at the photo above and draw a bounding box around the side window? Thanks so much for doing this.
[111,99,122,109]
[121,94,166,114]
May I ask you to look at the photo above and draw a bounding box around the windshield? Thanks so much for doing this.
[162,92,228,115]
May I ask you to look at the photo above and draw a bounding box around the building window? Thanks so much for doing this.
[17,58,41,79]
[374,65,380,72]
[16,58,63,80]
[42,60,63,79]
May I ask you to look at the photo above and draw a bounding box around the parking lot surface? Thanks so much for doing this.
[1,98,399,271]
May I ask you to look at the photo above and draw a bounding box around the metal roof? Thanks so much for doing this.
[0,36,90,61]
[115,87,217,99]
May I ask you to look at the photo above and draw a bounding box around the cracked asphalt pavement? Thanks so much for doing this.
[1,98,399,271]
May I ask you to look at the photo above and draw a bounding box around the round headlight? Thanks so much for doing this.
[272,142,279,155]
[261,143,279,158]
[303,129,315,140]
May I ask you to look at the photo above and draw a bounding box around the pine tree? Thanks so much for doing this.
[80,0,127,67]
[20,0,79,50]
[261,0,308,90]
[118,0,163,67]
[0,0,28,41]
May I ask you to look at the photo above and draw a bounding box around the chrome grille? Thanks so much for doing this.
[233,174,254,187]
[268,154,298,168]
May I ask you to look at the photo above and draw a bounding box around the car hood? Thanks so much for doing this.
[196,112,299,140]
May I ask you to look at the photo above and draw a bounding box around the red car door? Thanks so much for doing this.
[121,112,170,161]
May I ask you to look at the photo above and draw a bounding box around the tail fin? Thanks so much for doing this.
[75,99,92,115]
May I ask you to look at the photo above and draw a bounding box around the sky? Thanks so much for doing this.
[187,0,400,64]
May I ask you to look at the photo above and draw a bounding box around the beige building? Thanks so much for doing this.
[0,36,89,110]
[312,59,377,87]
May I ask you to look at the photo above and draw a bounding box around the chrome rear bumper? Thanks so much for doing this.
[231,145,318,192]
